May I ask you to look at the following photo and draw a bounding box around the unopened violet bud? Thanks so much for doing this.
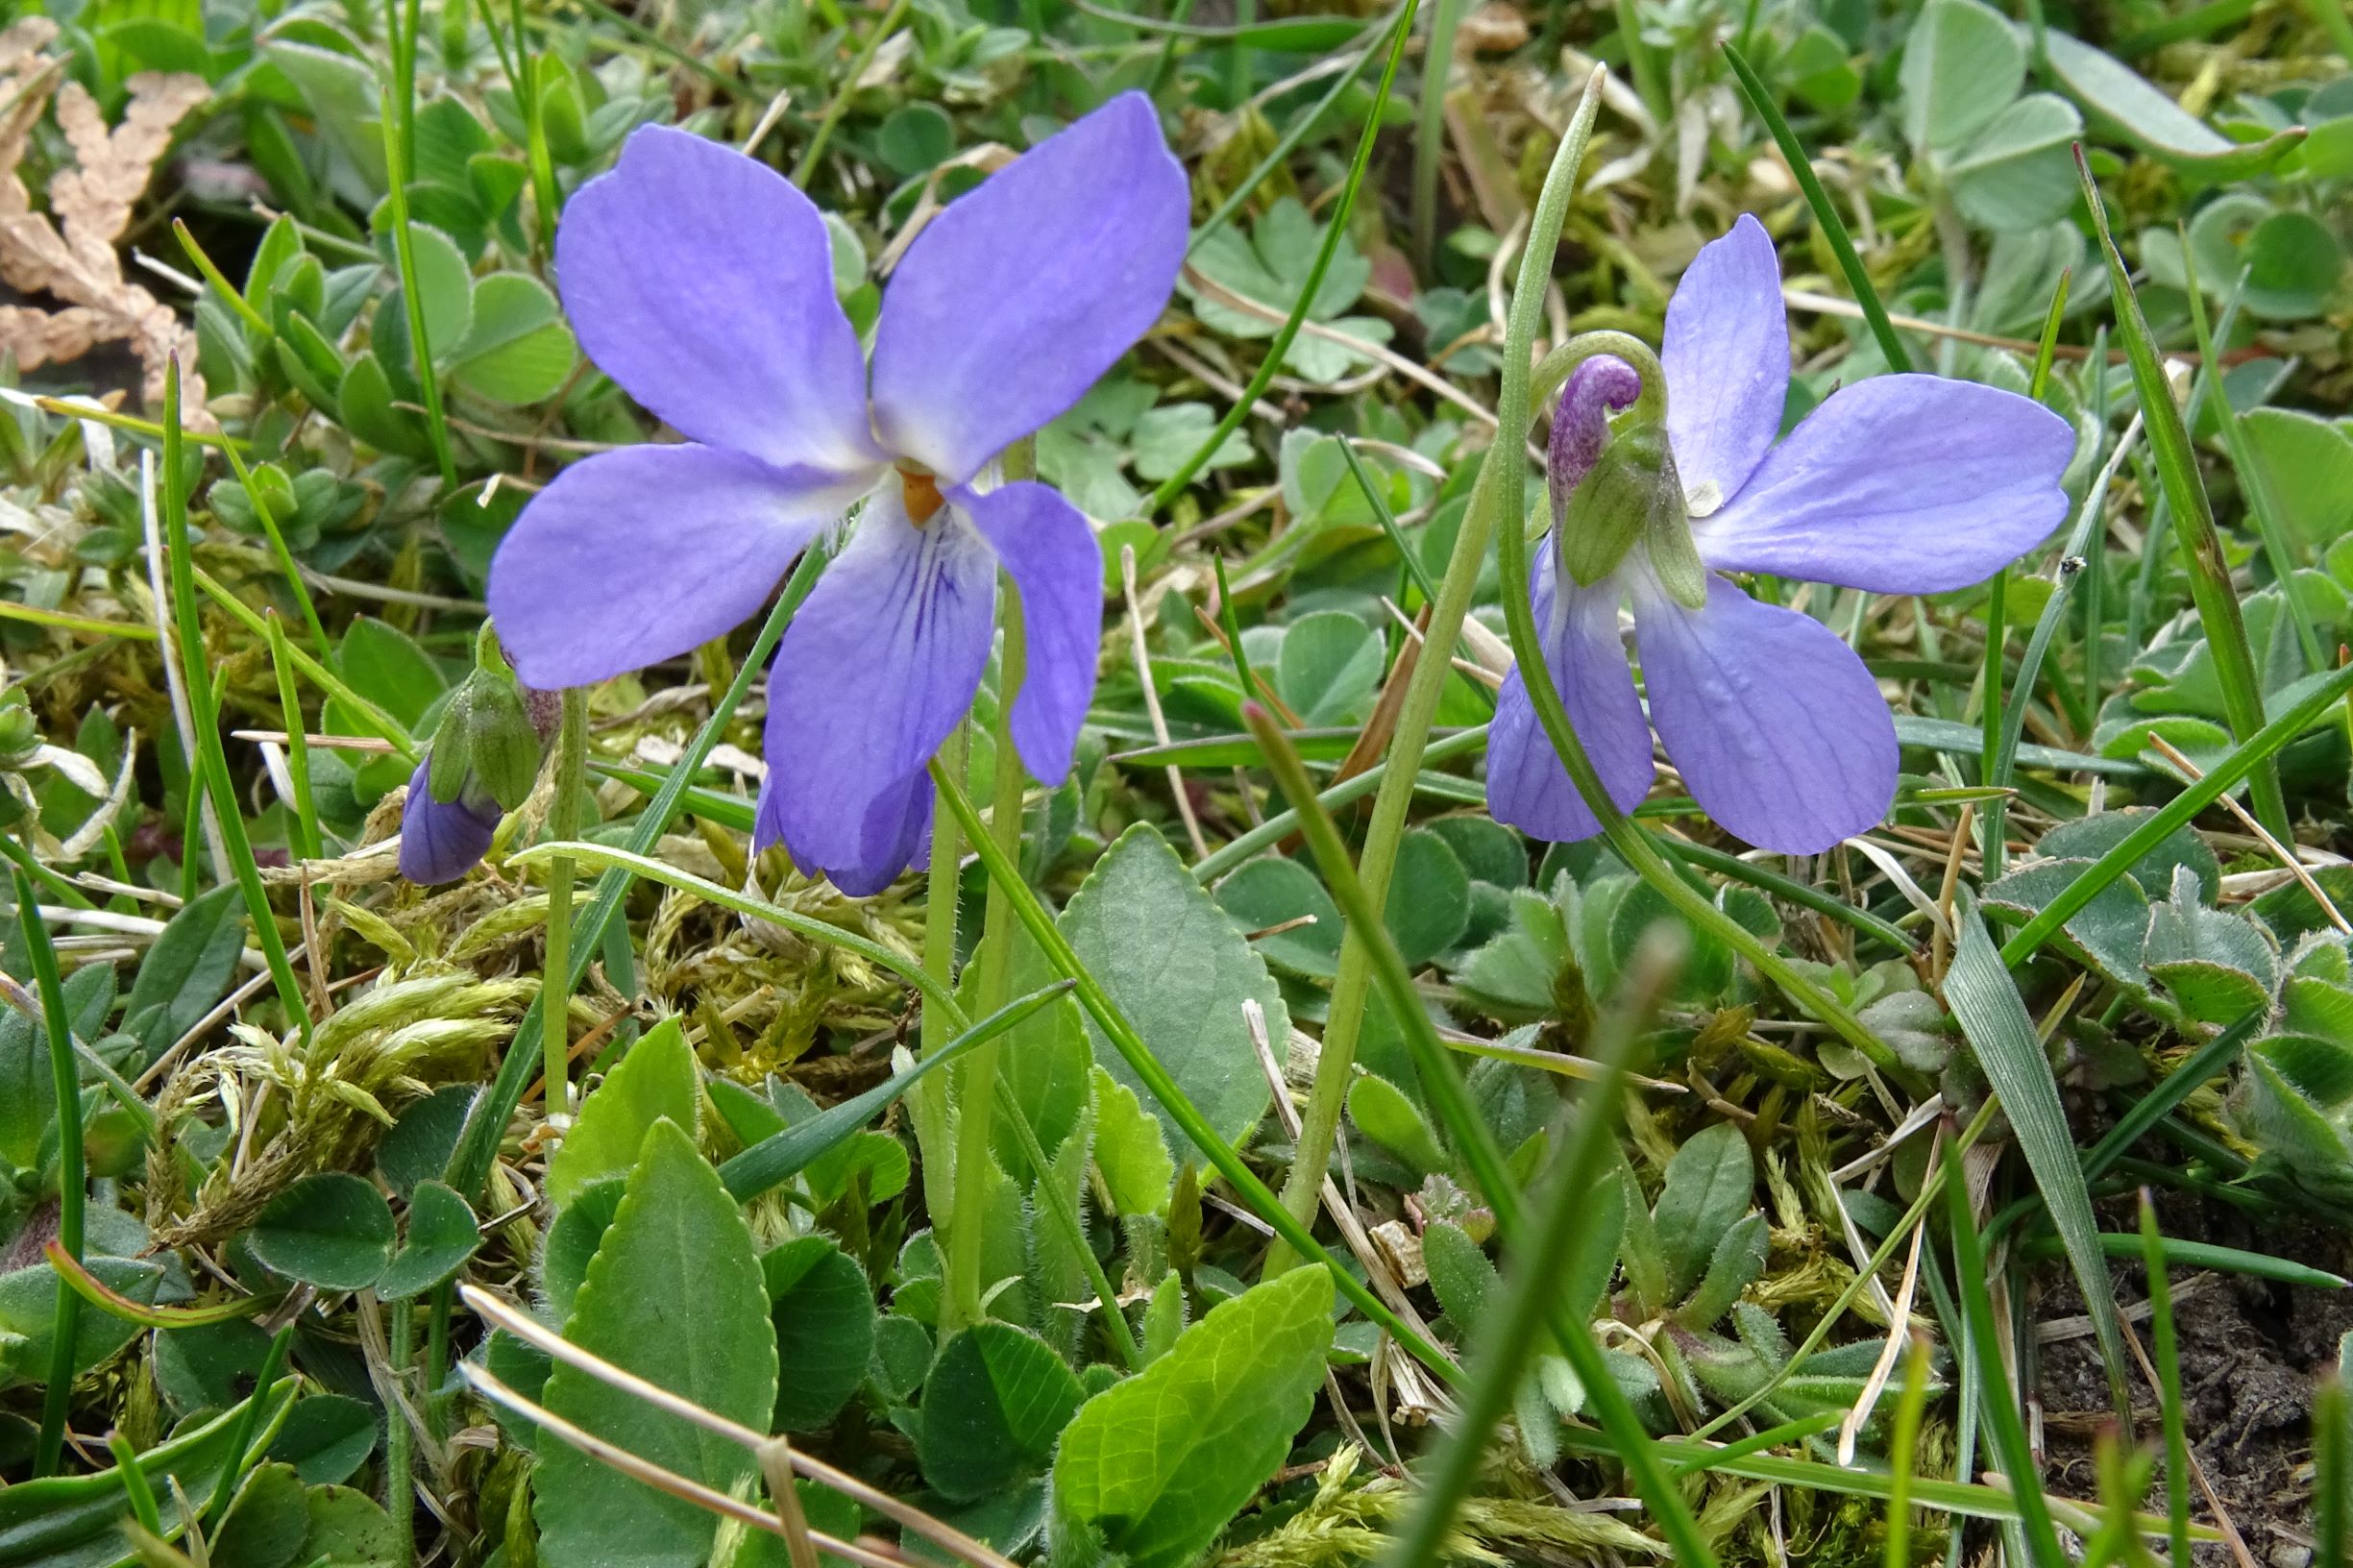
[430,667,547,813]
[398,759,502,885]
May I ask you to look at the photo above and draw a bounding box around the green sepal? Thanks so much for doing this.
[465,676,543,809]
[1559,423,1686,592]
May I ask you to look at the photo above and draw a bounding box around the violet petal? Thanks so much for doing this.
[488,443,851,690]
[1690,374,2076,594]
[555,126,882,474]
[868,93,1189,485]
[1484,543,1654,843]
[399,759,501,885]
[1662,213,1790,516]
[953,480,1102,782]
[1634,574,1896,853]
[757,493,998,893]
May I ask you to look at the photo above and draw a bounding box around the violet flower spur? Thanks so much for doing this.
[484,94,1189,894]
[1487,213,2076,854]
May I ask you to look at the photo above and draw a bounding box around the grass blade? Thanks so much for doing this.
[1998,659,2353,965]
[926,759,1462,1384]
[2140,1191,2194,1568]
[1378,937,1679,1566]
[1149,0,1419,508]
[2075,147,2288,839]
[1721,42,1911,374]
[1943,1149,2068,1564]
[1949,894,2128,1418]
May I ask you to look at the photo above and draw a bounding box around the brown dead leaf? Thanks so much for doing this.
[0,19,209,418]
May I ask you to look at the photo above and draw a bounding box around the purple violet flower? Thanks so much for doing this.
[399,759,502,886]
[1488,214,2076,854]
[485,95,1189,894]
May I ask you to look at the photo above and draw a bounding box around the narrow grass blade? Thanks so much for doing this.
[2140,1192,2194,1568]
[1943,1152,2068,1563]
[1949,894,2127,1417]
[2181,249,2322,668]
[718,982,1072,1201]
[1379,937,1689,1567]
[1721,42,1912,374]
[2081,1004,2264,1183]
[16,870,83,1478]
[1189,725,1491,881]
[1884,1333,1933,1568]
[1149,0,1419,508]
[1998,660,2353,965]
[1982,266,2076,883]
[1410,0,1463,272]
[927,760,1462,1384]
[2319,1371,2349,1568]
[2076,147,2287,839]
[159,366,313,1046]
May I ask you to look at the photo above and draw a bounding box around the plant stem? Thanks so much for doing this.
[542,687,588,1120]
[944,597,1028,1332]
[915,726,967,1262]
[384,1295,417,1568]
[793,0,912,187]
[1264,67,1610,1276]
[17,871,82,1479]
[2139,1191,2194,1568]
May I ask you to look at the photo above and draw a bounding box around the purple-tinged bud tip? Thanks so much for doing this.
[1547,355,1645,523]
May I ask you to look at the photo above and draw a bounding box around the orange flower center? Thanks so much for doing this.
[899,466,944,526]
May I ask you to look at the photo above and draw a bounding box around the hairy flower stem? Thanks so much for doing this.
[1264,74,1607,1275]
[915,728,967,1241]
[943,595,1029,1333]
[541,687,588,1120]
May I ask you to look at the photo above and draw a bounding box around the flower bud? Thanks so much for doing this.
[399,759,502,886]
[429,669,545,812]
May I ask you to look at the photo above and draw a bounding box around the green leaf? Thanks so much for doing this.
[1422,1220,1496,1336]
[1949,898,2128,1413]
[376,1180,480,1300]
[215,1462,310,1568]
[546,1018,699,1210]
[765,1236,876,1433]
[1053,1267,1335,1568]
[119,882,243,1052]
[378,221,474,372]
[335,617,445,731]
[0,1381,295,1567]
[1275,611,1384,725]
[300,1484,404,1565]
[2042,29,2305,176]
[1383,828,1472,967]
[875,102,954,175]
[919,1322,1086,1503]
[1059,824,1287,1148]
[1945,93,2082,232]
[538,1120,777,1568]
[249,1173,396,1291]
[1215,855,1342,978]
[1651,1122,1752,1303]
[337,351,429,458]
[2244,408,2353,548]
[1900,0,2023,152]
[1348,1073,1447,1175]
[0,1255,159,1385]
[0,962,113,1169]
[268,1394,379,1485]
[1091,1066,1173,1217]
[447,272,578,404]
